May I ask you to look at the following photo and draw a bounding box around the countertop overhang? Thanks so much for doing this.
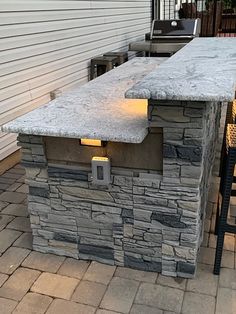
[2,57,166,144]
[125,38,236,102]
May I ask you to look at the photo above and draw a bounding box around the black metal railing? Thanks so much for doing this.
[157,0,236,36]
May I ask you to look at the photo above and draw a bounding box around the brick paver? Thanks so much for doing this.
[0,163,234,313]
[12,292,52,314]
[135,282,184,313]
[0,297,17,313]
[0,267,40,301]
[0,247,30,274]
[182,292,215,314]
[100,277,139,313]
[31,272,79,300]
[72,280,106,306]
[46,299,96,314]
[57,258,89,279]
[22,251,65,273]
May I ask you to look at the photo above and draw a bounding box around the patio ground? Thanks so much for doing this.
[0,164,235,314]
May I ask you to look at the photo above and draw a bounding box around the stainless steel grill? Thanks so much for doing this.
[129,18,201,55]
[151,19,201,42]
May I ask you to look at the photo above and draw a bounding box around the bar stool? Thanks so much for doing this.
[214,124,236,275]
[103,52,128,66]
[90,55,119,80]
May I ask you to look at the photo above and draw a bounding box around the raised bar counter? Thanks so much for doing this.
[3,58,166,144]
[2,38,236,278]
[126,38,236,102]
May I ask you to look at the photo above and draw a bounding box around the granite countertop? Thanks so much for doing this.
[126,38,236,102]
[2,57,166,143]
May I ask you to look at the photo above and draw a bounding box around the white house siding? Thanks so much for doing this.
[0,0,151,161]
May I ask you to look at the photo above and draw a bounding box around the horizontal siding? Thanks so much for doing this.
[0,0,151,161]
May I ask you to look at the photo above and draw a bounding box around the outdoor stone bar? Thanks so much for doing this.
[2,38,236,278]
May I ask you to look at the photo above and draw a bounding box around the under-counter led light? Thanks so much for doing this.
[80,139,102,147]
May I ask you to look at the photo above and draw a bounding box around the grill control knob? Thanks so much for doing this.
[171,21,177,27]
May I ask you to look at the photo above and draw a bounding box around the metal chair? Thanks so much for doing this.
[214,124,236,275]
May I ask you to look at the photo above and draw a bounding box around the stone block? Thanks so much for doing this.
[124,255,161,272]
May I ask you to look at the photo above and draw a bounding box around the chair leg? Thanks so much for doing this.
[213,232,225,275]
[214,198,220,235]
[213,152,235,274]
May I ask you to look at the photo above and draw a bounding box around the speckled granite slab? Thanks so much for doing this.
[126,38,236,102]
[2,57,166,143]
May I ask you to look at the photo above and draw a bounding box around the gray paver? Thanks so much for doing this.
[219,268,236,289]
[96,310,123,314]
[57,258,89,279]
[186,263,218,296]
[135,282,184,313]
[7,217,31,232]
[16,184,29,194]
[46,299,96,314]
[182,292,215,314]
[0,247,30,274]
[0,267,40,301]
[0,201,9,211]
[7,182,22,192]
[2,204,28,217]
[157,274,186,290]
[72,280,106,307]
[222,250,235,269]
[0,214,14,231]
[100,277,139,313]
[84,261,116,285]
[130,304,163,314]
[13,292,53,314]
[31,272,79,300]
[115,267,157,283]
[0,229,21,253]
[13,232,33,250]
[22,251,65,273]
[216,287,236,314]
[0,297,17,313]
[0,274,8,287]
[0,191,26,203]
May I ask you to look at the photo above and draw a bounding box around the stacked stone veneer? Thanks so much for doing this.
[18,100,221,278]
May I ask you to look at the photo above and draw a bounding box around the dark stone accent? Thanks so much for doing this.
[151,212,187,229]
[79,244,114,260]
[163,144,177,158]
[122,209,134,219]
[123,218,134,224]
[29,186,49,198]
[54,232,78,243]
[48,166,88,181]
[124,255,162,272]
[177,261,196,275]
[21,161,46,168]
[176,146,202,162]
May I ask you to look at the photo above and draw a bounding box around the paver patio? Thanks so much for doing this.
[0,164,235,314]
